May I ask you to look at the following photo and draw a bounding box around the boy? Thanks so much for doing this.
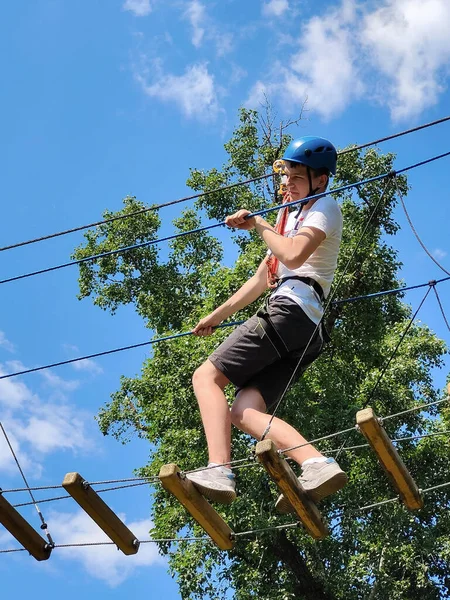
[187,136,348,512]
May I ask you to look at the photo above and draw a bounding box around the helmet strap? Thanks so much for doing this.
[294,166,319,219]
[306,166,320,199]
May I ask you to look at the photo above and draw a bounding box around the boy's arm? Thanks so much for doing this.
[255,219,325,270]
[225,210,325,270]
[193,258,269,337]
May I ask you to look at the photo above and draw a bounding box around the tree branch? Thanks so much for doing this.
[271,531,336,600]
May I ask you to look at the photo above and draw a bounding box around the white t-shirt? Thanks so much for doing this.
[270,195,343,324]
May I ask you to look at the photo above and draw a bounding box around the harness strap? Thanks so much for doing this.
[256,291,331,363]
[256,302,290,359]
[276,275,325,303]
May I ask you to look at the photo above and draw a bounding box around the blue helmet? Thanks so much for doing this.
[283,136,337,175]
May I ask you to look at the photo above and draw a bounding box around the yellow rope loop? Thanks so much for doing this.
[272,159,288,196]
[272,159,286,174]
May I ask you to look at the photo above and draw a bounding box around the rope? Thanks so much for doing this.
[12,495,71,508]
[324,430,450,455]
[232,522,300,538]
[184,456,256,475]
[332,275,450,305]
[0,276,449,383]
[363,285,433,407]
[381,395,449,422]
[0,536,209,554]
[1,476,158,495]
[343,481,450,515]
[12,481,157,509]
[1,480,449,553]
[279,426,358,454]
[338,115,450,156]
[395,152,450,175]
[0,171,391,286]
[2,484,63,494]
[5,399,449,508]
[396,180,450,277]
[0,423,55,547]
[0,320,244,381]
[1,152,449,288]
[0,173,270,253]
[2,115,448,255]
[233,480,450,539]
[2,473,449,554]
[433,286,450,333]
[279,393,449,455]
[0,274,448,383]
[333,286,433,460]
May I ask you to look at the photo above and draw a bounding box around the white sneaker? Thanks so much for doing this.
[275,458,348,514]
[186,463,236,504]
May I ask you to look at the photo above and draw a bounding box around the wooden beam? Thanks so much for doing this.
[0,493,52,561]
[356,407,423,510]
[255,440,328,540]
[158,464,235,551]
[62,472,139,555]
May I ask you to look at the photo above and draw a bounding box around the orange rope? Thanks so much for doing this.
[266,191,291,288]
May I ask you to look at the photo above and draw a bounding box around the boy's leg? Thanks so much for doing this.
[187,359,236,504]
[231,387,347,508]
[192,359,232,465]
[190,311,282,467]
[230,387,324,465]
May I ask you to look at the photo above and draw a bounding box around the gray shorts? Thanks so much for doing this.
[209,295,325,412]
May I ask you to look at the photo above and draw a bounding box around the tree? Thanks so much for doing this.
[73,108,450,599]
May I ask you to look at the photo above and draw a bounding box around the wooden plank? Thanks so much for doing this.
[356,407,424,510]
[255,440,329,540]
[158,464,235,551]
[0,493,52,561]
[62,472,139,555]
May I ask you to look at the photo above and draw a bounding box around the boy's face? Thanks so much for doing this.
[284,163,312,200]
[284,162,326,201]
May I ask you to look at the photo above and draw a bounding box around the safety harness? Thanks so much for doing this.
[266,164,321,287]
[262,163,329,357]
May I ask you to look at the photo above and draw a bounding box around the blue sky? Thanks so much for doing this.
[0,0,449,597]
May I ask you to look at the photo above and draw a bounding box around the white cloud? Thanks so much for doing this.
[136,62,219,120]
[362,0,450,120]
[62,344,103,375]
[0,425,38,475]
[49,510,165,586]
[215,32,233,58]
[41,370,80,393]
[0,331,15,353]
[0,361,95,478]
[247,0,363,120]
[263,0,289,17]
[182,1,233,56]
[72,358,103,375]
[0,528,14,546]
[62,343,79,353]
[0,367,35,409]
[247,0,450,122]
[123,0,152,17]
[228,63,247,87]
[433,248,447,260]
[11,404,93,454]
[184,0,206,48]
[246,80,272,110]
[287,3,363,119]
